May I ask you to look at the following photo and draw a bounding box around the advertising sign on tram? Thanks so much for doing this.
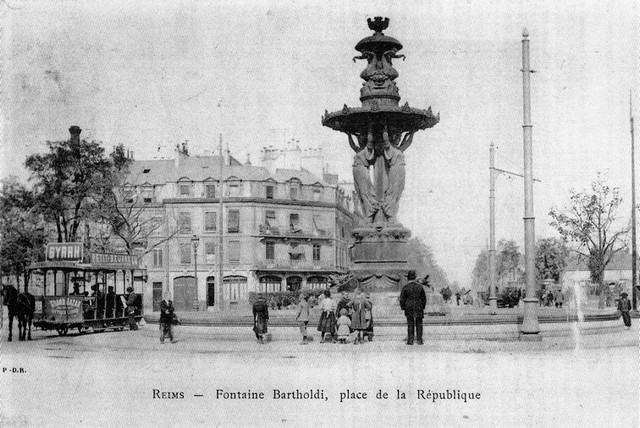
[42,297,83,323]
[90,253,139,268]
[46,243,84,262]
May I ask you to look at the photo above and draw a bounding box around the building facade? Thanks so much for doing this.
[125,148,360,313]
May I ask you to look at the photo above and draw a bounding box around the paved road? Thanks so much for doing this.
[1,323,638,427]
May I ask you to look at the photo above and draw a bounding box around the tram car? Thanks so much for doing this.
[28,243,146,336]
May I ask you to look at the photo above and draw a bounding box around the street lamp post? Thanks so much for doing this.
[191,235,200,311]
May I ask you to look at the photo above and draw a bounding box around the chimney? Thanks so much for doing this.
[245,153,252,166]
[69,126,82,143]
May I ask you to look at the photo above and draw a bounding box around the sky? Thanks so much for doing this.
[1,0,638,286]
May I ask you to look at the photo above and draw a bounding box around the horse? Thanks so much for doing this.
[2,284,35,341]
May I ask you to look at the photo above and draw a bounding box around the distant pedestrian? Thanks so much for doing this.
[296,293,311,345]
[336,309,351,344]
[556,290,565,308]
[455,292,461,306]
[399,270,426,345]
[125,287,139,330]
[317,289,336,343]
[349,288,371,345]
[252,293,269,343]
[617,292,632,329]
[159,292,176,343]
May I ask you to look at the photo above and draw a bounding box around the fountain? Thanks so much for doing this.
[322,17,439,291]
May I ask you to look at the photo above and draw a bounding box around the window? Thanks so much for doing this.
[313,215,326,236]
[205,242,216,264]
[227,180,241,197]
[228,240,240,264]
[289,244,304,261]
[227,209,240,233]
[152,249,163,267]
[141,185,154,203]
[178,179,193,197]
[205,183,216,199]
[259,275,282,293]
[204,212,217,233]
[313,244,321,261]
[178,212,192,234]
[265,210,278,233]
[289,213,301,233]
[143,168,151,174]
[265,242,275,260]
[307,275,328,290]
[289,183,299,200]
[312,186,322,201]
[179,243,191,264]
[223,276,247,302]
[266,185,274,199]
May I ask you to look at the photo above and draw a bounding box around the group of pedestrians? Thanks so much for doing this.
[250,270,429,346]
[539,288,565,308]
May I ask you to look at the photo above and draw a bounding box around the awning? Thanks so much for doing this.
[313,216,327,235]
[288,246,305,256]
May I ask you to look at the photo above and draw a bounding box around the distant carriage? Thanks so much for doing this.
[26,244,146,336]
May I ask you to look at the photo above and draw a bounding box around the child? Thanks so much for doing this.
[336,308,352,344]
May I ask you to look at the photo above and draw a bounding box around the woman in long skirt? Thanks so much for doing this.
[363,292,374,341]
[317,289,336,343]
[252,293,269,343]
[349,288,372,345]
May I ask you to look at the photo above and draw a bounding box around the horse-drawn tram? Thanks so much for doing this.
[28,243,145,336]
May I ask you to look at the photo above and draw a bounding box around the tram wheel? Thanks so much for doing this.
[57,326,69,336]
[77,326,83,334]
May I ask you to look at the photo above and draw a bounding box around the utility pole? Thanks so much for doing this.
[520,28,540,339]
[218,133,225,311]
[489,143,497,313]
[631,92,637,310]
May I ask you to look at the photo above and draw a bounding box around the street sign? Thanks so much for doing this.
[46,243,83,262]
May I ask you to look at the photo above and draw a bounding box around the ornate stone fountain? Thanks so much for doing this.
[323,17,439,290]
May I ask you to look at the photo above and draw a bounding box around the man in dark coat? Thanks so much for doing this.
[159,292,176,343]
[617,292,632,329]
[399,270,427,345]
[126,287,139,330]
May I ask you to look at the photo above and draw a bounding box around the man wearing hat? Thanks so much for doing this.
[399,270,427,345]
[617,292,632,329]
[126,286,139,330]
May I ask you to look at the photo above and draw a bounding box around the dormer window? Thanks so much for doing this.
[178,178,193,197]
[289,178,301,200]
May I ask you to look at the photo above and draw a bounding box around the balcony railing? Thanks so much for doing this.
[258,224,330,238]
[254,258,335,270]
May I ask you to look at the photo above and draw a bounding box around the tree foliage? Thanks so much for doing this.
[0,178,47,290]
[471,239,523,291]
[25,136,115,243]
[549,174,628,291]
[406,237,450,290]
[534,237,569,282]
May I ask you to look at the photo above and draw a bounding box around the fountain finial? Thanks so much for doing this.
[367,17,389,34]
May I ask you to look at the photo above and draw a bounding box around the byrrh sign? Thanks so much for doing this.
[46,243,83,262]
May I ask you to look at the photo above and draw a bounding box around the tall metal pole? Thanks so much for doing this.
[631,93,637,310]
[520,28,540,338]
[489,142,497,312]
[218,133,225,311]
[192,235,199,310]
